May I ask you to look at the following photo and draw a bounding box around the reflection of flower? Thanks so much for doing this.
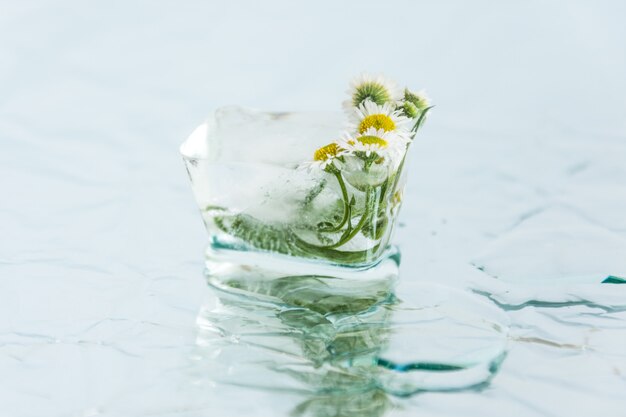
[293,388,391,417]
[263,275,394,417]
[200,268,396,417]
[344,73,401,109]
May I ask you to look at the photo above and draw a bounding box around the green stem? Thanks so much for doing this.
[412,105,434,133]
[379,178,389,204]
[323,187,375,249]
[292,187,376,251]
[324,171,351,233]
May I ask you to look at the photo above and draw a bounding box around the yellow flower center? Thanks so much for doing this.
[358,114,396,134]
[357,135,388,148]
[313,143,340,161]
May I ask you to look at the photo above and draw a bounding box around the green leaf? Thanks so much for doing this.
[214,213,301,255]
[302,178,327,207]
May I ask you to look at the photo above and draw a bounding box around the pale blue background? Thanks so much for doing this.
[2,1,625,416]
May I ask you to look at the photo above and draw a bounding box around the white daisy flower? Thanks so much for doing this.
[298,142,347,172]
[337,128,406,160]
[348,100,413,141]
[343,73,402,110]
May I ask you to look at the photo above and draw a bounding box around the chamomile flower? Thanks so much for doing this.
[338,128,406,159]
[343,73,402,110]
[298,142,346,172]
[348,100,412,142]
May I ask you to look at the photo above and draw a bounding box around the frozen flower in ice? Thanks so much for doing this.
[299,142,346,172]
[403,89,430,110]
[344,73,402,109]
[349,100,412,142]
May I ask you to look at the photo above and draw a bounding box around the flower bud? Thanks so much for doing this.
[404,89,430,110]
[400,101,419,118]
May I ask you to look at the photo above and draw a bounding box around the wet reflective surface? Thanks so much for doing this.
[195,257,509,404]
[3,2,626,416]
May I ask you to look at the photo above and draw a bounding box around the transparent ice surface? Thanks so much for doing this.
[182,107,403,264]
[182,108,343,217]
